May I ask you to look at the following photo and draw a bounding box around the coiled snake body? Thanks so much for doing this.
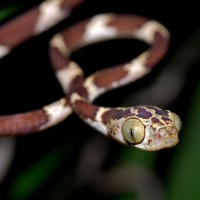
[0,0,181,151]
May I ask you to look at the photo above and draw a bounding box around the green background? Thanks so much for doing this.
[0,1,200,199]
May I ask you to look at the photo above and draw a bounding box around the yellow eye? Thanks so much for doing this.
[122,118,145,144]
[171,112,182,133]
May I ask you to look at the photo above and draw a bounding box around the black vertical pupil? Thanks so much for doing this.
[130,129,134,138]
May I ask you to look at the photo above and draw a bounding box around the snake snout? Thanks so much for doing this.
[157,125,179,148]
[164,136,179,148]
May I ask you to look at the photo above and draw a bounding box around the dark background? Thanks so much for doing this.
[0,1,200,199]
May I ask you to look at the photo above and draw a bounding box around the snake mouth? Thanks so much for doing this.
[155,125,179,149]
[163,135,179,148]
[141,125,179,151]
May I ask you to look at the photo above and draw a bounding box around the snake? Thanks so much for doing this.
[0,0,181,151]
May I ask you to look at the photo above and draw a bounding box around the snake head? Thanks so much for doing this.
[107,106,181,151]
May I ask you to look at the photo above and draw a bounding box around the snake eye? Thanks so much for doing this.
[122,118,145,144]
[171,112,182,133]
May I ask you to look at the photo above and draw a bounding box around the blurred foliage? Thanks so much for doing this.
[0,1,200,200]
[166,69,200,199]
[8,140,74,200]
[0,4,22,21]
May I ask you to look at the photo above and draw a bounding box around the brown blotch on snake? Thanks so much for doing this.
[0,8,40,47]
[151,117,164,125]
[136,108,153,119]
[101,109,117,124]
[112,108,133,120]
[145,106,169,117]
[49,47,72,71]
[61,19,90,50]
[73,100,99,120]
[94,66,128,88]
[146,32,169,69]
[60,0,86,9]
[0,110,48,135]
[107,14,148,31]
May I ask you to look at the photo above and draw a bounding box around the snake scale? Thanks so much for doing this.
[0,0,181,151]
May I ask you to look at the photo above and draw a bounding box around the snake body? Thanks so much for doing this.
[0,0,181,151]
